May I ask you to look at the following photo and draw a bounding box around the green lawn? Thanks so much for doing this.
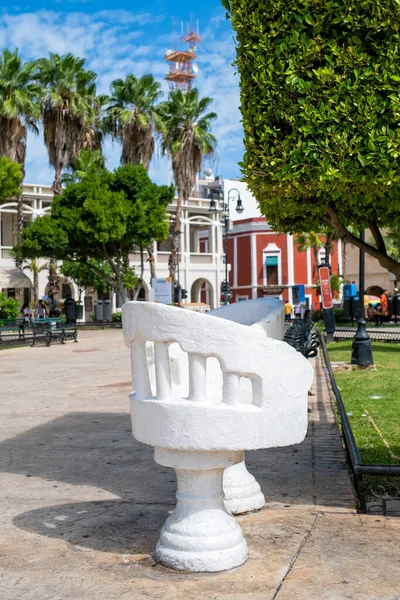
[327,342,400,465]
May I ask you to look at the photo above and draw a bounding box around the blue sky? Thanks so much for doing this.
[0,0,244,186]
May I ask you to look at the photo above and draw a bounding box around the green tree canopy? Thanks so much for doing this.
[13,164,174,302]
[60,259,112,295]
[228,0,400,278]
[0,157,22,203]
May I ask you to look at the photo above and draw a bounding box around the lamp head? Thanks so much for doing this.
[235,198,244,214]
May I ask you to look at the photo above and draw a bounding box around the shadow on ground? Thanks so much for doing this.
[13,500,170,556]
[1,404,351,553]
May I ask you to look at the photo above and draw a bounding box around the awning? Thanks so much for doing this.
[265,255,278,266]
[0,268,32,289]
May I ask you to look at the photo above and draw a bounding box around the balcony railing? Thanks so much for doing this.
[0,247,13,259]
[190,253,213,264]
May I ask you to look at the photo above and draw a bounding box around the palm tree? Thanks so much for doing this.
[23,259,48,316]
[35,52,99,195]
[106,74,164,284]
[106,74,163,170]
[62,148,105,185]
[0,49,41,255]
[36,52,100,297]
[159,88,217,281]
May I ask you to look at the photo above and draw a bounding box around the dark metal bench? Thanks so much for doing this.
[0,319,27,346]
[31,318,78,347]
[283,317,319,358]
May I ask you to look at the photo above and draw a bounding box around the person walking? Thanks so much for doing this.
[284,300,292,322]
[294,304,302,319]
[380,290,389,318]
[38,300,47,319]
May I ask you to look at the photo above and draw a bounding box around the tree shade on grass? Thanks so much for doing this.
[227,0,400,279]
[328,342,400,465]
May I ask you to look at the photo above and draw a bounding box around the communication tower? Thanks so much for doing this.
[165,21,201,91]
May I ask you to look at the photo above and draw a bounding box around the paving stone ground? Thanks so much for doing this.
[1,330,400,600]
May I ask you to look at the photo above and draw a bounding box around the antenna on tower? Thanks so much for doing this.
[164,17,202,91]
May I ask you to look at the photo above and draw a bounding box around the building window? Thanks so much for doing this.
[265,255,279,285]
[62,283,72,298]
[237,295,249,302]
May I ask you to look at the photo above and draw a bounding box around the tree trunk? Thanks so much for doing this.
[114,258,129,305]
[312,246,319,281]
[33,271,39,317]
[53,165,62,196]
[133,245,145,301]
[48,166,62,297]
[15,196,24,269]
[147,243,157,281]
[324,232,334,266]
[169,191,184,284]
[48,260,60,297]
[325,206,400,279]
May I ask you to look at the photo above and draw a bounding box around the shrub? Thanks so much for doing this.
[112,311,122,322]
[0,293,20,320]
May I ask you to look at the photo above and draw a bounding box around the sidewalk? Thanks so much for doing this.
[0,331,399,600]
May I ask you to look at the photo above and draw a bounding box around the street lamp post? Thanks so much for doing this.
[209,187,244,305]
[351,230,373,366]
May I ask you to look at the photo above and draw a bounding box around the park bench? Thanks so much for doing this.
[0,318,27,346]
[283,317,319,358]
[31,318,78,347]
[122,299,313,572]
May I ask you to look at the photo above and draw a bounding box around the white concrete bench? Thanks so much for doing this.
[122,300,313,572]
[208,298,285,514]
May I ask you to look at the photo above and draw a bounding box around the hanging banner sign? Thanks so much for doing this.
[152,277,172,304]
[318,266,333,310]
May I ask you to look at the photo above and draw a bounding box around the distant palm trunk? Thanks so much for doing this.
[169,191,184,284]
[147,243,156,281]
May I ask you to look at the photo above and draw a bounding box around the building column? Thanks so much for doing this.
[307,247,312,286]
[233,236,238,288]
[287,234,295,304]
[251,234,257,299]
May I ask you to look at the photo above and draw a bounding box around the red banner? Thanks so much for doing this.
[319,266,333,310]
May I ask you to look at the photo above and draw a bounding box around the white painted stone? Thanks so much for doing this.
[153,448,247,572]
[223,457,265,515]
[209,298,283,514]
[122,300,313,572]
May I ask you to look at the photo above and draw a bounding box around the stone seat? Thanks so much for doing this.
[122,300,313,572]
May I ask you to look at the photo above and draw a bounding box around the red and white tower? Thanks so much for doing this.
[165,24,201,91]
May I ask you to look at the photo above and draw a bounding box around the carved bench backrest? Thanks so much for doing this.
[123,302,312,417]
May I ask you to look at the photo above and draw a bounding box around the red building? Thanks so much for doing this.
[227,218,342,309]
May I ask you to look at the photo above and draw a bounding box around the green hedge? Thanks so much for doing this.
[229,0,400,235]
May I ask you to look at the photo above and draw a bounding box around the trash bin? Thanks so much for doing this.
[64,296,77,324]
[95,300,104,322]
[75,301,83,321]
[103,299,112,322]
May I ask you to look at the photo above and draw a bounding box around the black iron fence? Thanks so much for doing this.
[334,329,400,343]
[320,333,400,516]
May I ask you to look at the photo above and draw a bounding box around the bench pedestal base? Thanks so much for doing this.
[154,448,248,572]
[224,457,265,515]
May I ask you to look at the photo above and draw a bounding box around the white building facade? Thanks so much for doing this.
[0,183,227,315]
